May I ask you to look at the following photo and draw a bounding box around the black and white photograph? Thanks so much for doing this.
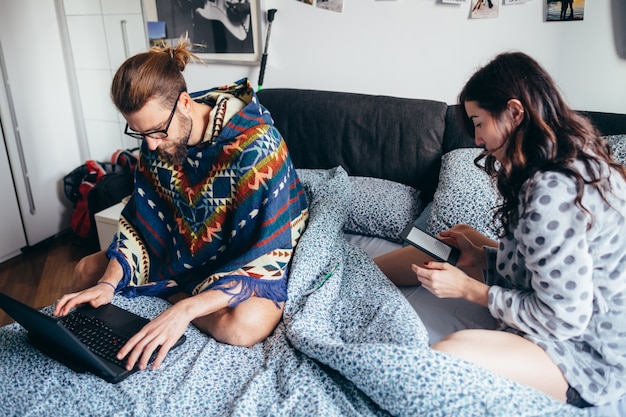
[142,0,262,63]
[316,0,344,13]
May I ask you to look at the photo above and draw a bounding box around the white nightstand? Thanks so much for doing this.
[94,201,126,250]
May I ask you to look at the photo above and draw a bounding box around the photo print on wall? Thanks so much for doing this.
[294,0,344,12]
[143,0,262,63]
[316,0,344,13]
[470,0,500,19]
[546,0,585,21]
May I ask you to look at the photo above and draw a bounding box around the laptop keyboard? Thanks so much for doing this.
[60,311,129,368]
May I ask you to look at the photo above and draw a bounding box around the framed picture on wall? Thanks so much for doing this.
[142,0,262,64]
[545,0,585,21]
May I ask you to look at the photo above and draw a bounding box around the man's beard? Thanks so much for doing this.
[158,115,193,166]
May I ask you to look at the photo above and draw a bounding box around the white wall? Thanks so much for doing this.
[182,0,626,114]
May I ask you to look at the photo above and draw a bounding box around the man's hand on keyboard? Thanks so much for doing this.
[53,284,115,317]
[116,302,190,371]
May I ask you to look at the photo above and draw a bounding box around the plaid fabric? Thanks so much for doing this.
[107,79,309,305]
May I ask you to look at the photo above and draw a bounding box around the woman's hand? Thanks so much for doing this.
[439,229,486,270]
[53,282,116,317]
[412,261,472,298]
[412,261,489,306]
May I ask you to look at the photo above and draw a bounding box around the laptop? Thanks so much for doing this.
[0,291,186,384]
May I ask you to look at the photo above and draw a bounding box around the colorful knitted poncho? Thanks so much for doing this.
[106,78,309,306]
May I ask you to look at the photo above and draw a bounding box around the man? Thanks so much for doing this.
[54,40,309,372]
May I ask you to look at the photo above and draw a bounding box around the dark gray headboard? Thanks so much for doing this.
[579,110,626,136]
[257,88,448,200]
[258,88,626,201]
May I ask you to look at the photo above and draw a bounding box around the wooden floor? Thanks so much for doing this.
[0,232,96,327]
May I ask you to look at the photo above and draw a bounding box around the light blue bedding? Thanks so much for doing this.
[0,167,586,416]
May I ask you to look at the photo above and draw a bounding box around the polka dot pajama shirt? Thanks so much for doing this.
[483,162,626,405]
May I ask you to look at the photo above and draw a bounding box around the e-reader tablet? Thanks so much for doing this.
[400,224,460,265]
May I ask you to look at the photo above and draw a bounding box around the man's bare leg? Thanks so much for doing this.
[168,292,283,347]
[72,250,109,291]
[73,251,282,347]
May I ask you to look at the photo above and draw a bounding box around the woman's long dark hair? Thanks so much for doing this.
[458,51,626,237]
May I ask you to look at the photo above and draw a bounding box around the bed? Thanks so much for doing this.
[0,166,586,416]
[2,88,625,416]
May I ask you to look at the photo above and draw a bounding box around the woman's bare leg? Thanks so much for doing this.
[433,329,568,402]
[374,224,498,286]
[374,245,432,286]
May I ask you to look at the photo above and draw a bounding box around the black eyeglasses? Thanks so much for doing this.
[124,92,183,140]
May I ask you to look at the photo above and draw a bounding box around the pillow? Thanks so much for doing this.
[345,176,424,242]
[427,137,626,242]
[605,134,626,165]
[427,148,500,241]
[296,167,336,192]
[297,169,425,242]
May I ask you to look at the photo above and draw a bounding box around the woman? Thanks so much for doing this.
[375,52,626,407]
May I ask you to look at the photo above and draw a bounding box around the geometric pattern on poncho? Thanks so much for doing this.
[107,78,309,306]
